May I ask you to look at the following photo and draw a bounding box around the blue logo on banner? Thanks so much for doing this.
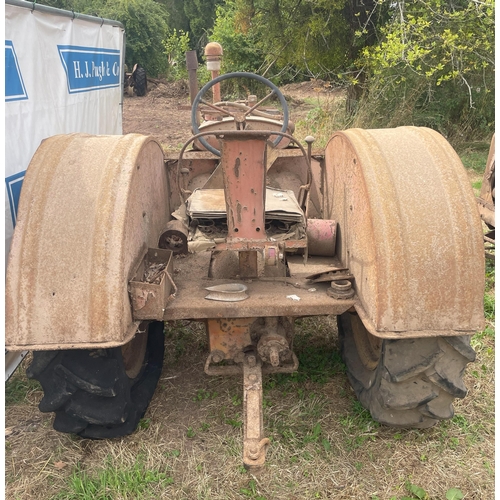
[58,45,121,93]
[5,40,28,102]
[6,171,26,226]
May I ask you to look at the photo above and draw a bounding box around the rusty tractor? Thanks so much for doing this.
[6,65,485,470]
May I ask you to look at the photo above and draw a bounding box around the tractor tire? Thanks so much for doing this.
[133,67,147,97]
[26,321,165,439]
[338,312,475,428]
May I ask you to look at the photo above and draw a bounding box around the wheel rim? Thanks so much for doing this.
[350,314,382,371]
[121,323,148,379]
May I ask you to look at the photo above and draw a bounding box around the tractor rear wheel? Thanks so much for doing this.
[134,67,147,97]
[27,321,165,438]
[338,312,475,428]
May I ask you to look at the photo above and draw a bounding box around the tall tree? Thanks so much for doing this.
[210,0,385,83]
[160,0,225,58]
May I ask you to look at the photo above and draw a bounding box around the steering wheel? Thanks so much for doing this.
[191,72,290,156]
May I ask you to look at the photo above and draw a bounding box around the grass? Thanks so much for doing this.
[456,144,492,174]
[294,94,349,149]
[54,455,173,500]
[5,372,41,405]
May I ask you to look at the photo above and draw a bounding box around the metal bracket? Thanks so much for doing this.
[242,354,270,470]
[204,350,299,376]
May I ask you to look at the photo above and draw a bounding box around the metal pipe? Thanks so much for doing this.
[185,50,199,106]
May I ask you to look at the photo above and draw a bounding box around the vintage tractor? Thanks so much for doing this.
[6,69,485,470]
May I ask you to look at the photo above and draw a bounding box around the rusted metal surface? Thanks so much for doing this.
[165,146,320,219]
[6,133,170,350]
[257,330,290,367]
[239,251,259,278]
[207,318,254,359]
[324,127,485,337]
[175,130,300,202]
[204,42,223,104]
[220,136,268,240]
[306,219,337,256]
[185,50,199,105]
[128,248,174,321]
[162,252,356,321]
[168,276,354,319]
[205,316,296,468]
[327,279,355,299]
[204,349,299,376]
[158,220,189,254]
[206,314,295,469]
[242,355,270,470]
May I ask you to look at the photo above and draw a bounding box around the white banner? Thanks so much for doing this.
[5,2,124,251]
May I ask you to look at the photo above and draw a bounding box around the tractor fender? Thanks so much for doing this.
[6,133,170,350]
[324,126,484,338]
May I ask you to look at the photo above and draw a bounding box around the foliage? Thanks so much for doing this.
[160,0,191,35]
[163,29,191,80]
[355,0,495,142]
[211,1,263,74]
[183,0,226,49]
[162,0,224,51]
[210,0,367,84]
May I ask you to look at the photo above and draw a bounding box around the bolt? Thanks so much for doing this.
[212,352,223,363]
[269,346,280,367]
[248,444,260,460]
[248,374,257,382]
[247,355,256,367]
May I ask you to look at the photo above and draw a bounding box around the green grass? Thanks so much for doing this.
[458,147,490,175]
[53,455,173,500]
[5,371,40,405]
[164,320,206,362]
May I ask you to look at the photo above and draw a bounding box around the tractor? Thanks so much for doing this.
[6,58,485,471]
